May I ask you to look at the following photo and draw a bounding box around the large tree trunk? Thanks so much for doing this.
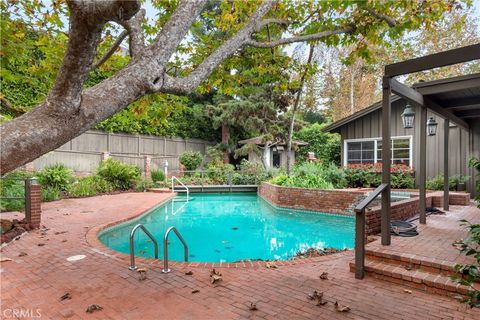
[221,124,230,164]
[286,45,315,176]
[261,143,270,169]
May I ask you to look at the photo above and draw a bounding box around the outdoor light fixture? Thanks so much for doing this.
[427,117,438,136]
[401,103,415,129]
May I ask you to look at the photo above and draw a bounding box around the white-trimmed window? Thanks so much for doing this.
[344,136,412,167]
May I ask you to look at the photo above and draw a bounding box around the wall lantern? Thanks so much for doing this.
[401,103,415,129]
[426,117,438,136]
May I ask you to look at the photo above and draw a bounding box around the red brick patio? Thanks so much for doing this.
[1,193,479,319]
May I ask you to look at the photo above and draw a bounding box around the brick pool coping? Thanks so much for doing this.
[85,192,352,270]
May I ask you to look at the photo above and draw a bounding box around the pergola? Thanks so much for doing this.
[354,44,480,279]
[380,44,480,245]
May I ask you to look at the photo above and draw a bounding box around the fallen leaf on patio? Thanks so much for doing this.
[334,301,350,312]
[319,272,329,280]
[63,213,71,216]
[37,243,45,247]
[403,289,412,294]
[308,291,327,306]
[62,240,68,243]
[185,271,193,275]
[191,289,200,294]
[86,304,103,313]
[0,257,13,262]
[60,293,72,301]
[54,231,68,235]
[18,252,27,257]
[138,268,147,281]
[404,264,412,271]
[265,261,277,269]
[249,302,258,311]
[210,269,223,284]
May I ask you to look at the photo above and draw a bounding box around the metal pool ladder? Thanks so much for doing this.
[129,224,158,270]
[171,176,189,201]
[162,226,188,273]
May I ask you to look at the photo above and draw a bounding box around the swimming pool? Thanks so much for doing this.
[99,193,354,262]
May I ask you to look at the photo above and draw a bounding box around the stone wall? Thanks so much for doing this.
[258,182,366,215]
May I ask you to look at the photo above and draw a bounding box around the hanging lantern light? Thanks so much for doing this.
[427,117,438,136]
[401,103,415,129]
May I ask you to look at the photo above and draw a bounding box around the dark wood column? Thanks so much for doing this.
[419,106,427,224]
[443,119,450,211]
[381,77,392,245]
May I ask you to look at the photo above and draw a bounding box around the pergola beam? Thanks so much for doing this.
[424,97,470,130]
[390,79,424,106]
[415,77,480,95]
[443,97,480,110]
[385,44,480,77]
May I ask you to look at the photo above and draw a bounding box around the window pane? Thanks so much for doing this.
[363,150,374,160]
[393,149,409,158]
[348,142,361,151]
[362,141,374,150]
[393,139,409,148]
[348,151,361,160]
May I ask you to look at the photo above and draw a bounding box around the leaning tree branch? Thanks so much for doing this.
[246,26,354,48]
[0,97,25,117]
[364,8,398,27]
[90,30,128,71]
[119,8,146,57]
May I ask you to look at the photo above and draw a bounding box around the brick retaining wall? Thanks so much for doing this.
[258,182,366,215]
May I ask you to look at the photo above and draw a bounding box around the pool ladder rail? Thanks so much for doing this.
[171,176,189,201]
[128,224,188,273]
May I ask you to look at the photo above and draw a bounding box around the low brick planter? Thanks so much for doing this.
[258,182,366,215]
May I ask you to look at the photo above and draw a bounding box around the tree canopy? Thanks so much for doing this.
[0,0,470,173]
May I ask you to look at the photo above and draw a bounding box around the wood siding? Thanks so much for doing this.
[337,100,474,193]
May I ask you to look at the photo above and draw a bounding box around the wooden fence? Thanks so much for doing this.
[31,130,216,173]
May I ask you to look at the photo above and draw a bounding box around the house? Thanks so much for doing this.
[238,136,308,168]
[323,73,480,197]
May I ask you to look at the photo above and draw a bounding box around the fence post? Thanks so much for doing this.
[144,156,151,180]
[25,178,41,229]
[164,160,168,182]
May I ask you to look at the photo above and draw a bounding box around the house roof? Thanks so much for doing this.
[323,72,480,133]
[238,136,308,146]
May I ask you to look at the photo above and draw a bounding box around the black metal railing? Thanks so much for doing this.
[353,183,388,279]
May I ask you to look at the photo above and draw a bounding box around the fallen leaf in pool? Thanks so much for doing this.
[189,254,196,258]
[232,227,239,230]
[222,240,229,244]
[138,250,146,254]
[215,249,221,253]
[225,246,232,250]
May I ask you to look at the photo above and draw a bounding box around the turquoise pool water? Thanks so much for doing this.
[99,193,354,262]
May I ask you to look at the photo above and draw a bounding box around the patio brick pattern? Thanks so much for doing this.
[1,192,479,319]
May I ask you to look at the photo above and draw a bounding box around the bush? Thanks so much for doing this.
[344,163,415,189]
[36,164,74,191]
[179,151,203,171]
[294,123,341,165]
[268,163,335,190]
[426,174,468,191]
[151,169,165,182]
[134,179,155,192]
[41,186,61,202]
[69,175,113,198]
[97,158,141,190]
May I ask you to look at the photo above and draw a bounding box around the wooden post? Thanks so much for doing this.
[443,119,450,211]
[419,106,427,224]
[355,209,365,279]
[381,77,391,246]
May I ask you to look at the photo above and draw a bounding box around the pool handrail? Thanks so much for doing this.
[129,224,159,271]
[171,176,189,200]
[353,183,389,279]
[162,226,188,273]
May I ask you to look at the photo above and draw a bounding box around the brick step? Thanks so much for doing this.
[349,260,474,297]
[365,249,460,278]
[148,188,172,193]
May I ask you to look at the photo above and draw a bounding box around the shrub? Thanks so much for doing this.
[451,220,480,308]
[426,174,467,191]
[97,158,141,190]
[344,163,415,189]
[151,169,165,182]
[232,160,269,185]
[322,163,347,188]
[179,151,203,171]
[69,176,113,198]
[41,186,60,202]
[134,179,155,192]
[36,164,74,191]
[294,123,341,165]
